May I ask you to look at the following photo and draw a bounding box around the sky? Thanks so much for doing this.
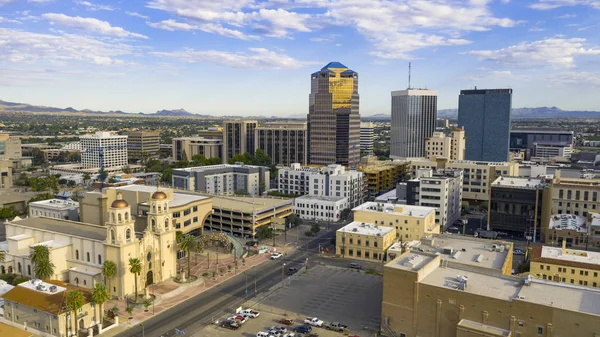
[0,0,599,116]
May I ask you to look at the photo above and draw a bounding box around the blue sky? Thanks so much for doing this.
[0,0,599,116]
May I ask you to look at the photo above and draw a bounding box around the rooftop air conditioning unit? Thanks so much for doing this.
[49,285,58,293]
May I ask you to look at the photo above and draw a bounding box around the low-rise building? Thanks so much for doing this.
[336,221,396,261]
[425,128,465,161]
[277,163,366,208]
[406,168,463,230]
[29,199,80,221]
[172,163,270,196]
[2,279,95,337]
[545,214,591,248]
[352,202,438,241]
[293,195,348,222]
[0,160,12,189]
[357,159,409,200]
[550,169,600,218]
[205,195,293,238]
[530,241,600,288]
[382,249,600,337]
[79,185,212,235]
[488,176,551,241]
[172,137,223,162]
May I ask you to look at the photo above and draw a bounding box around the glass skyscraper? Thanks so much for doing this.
[458,89,513,162]
[390,89,438,158]
[307,62,360,168]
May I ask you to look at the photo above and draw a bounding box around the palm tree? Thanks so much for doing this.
[66,289,86,335]
[179,235,198,278]
[101,260,116,297]
[30,245,55,280]
[0,250,5,263]
[91,283,110,324]
[128,258,142,301]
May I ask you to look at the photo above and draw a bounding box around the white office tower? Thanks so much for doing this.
[360,122,375,156]
[80,132,128,169]
[391,89,438,158]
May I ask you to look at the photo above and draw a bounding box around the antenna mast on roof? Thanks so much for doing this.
[408,62,411,90]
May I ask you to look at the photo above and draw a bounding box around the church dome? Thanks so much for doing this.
[111,199,129,209]
[152,191,167,200]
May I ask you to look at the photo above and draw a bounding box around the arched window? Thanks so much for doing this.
[27,265,31,276]
[86,252,90,262]
[158,204,162,212]
[17,263,21,274]
[151,219,156,231]
[111,213,115,223]
[126,228,131,242]
[125,212,129,220]
[83,280,87,286]
[110,229,116,244]
[118,213,122,222]
[76,250,79,260]
[98,255,102,265]
[165,218,169,229]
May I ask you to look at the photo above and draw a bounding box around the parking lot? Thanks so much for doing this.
[194,264,383,336]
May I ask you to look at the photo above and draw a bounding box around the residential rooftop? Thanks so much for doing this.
[491,176,546,189]
[548,214,587,232]
[338,221,395,237]
[531,245,600,270]
[352,202,435,218]
[29,198,79,209]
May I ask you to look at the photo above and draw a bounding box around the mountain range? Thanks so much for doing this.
[1,99,599,119]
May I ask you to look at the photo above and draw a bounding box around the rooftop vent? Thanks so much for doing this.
[352,228,358,232]
[49,285,58,293]
[476,254,485,263]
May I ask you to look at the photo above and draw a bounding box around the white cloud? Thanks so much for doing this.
[42,13,148,39]
[465,38,600,69]
[0,0,12,5]
[150,47,316,69]
[0,16,21,23]
[147,19,196,31]
[126,12,149,19]
[556,13,576,18]
[545,71,600,87]
[29,0,55,3]
[529,27,545,31]
[0,27,136,66]
[530,0,600,10]
[75,1,115,11]
[146,19,258,40]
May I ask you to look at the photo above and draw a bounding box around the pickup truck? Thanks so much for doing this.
[326,322,348,332]
[304,317,324,327]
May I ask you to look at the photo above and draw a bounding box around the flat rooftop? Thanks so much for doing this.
[295,195,347,202]
[30,198,79,209]
[449,160,514,167]
[116,185,210,207]
[491,176,545,189]
[9,217,106,241]
[338,221,395,237]
[412,235,511,271]
[174,163,265,172]
[548,214,587,232]
[33,240,70,249]
[211,195,292,213]
[353,202,435,218]
[386,252,436,271]
[539,246,600,266]
[517,278,600,316]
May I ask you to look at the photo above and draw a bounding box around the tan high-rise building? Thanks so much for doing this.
[425,129,465,161]
[0,160,12,189]
[124,131,160,162]
[308,62,360,168]
[223,120,257,163]
[255,122,307,165]
[0,133,22,161]
[172,137,223,161]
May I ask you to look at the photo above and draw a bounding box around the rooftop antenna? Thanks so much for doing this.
[408,62,412,90]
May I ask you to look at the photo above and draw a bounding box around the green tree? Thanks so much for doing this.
[227,153,251,164]
[66,290,86,335]
[253,149,272,166]
[82,172,91,184]
[259,182,266,195]
[206,157,221,165]
[30,245,55,280]
[179,235,199,278]
[175,231,183,244]
[29,193,54,203]
[101,260,116,297]
[128,258,142,300]
[311,223,321,235]
[91,283,110,323]
[122,166,132,174]
[161,168,172,183]
[0,207,21,220]
[191,154,207,166]
[285,214,303,227]
[256,226,273,240]
[0,250,5,263]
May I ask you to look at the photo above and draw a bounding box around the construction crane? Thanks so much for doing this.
[81,144,127,191]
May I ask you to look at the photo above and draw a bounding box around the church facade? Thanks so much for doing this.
[1,189,181,300]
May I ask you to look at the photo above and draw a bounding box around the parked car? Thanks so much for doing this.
[513,248,525,255]
[287,267,298,275]
[304,317,324,327]
[227,315,247,324]
[269,326,288,334]
[271,252,283,260]
[294,325,312,334]
[257,332,275,337]
[242,309,260,318]
[348,263,361,269]
[326,322,348,332]
[221,320,241,330]
[279,318,295,325]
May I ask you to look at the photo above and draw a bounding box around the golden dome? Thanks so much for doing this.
[152,191,167,200]
[110,199,129,209]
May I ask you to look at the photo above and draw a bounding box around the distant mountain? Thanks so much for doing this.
[153,109,194,116]
[0,99,126,115]
[437,107,600,119]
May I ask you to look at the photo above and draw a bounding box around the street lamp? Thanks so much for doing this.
[140,323,145,337]
[281,263,286,289]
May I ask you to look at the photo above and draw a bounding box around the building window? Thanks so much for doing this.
[76,250,80,260]
[98,255,102,265]
[27,265,31,276]
[374,241,378,248]
[126,228,132,242]
[87,252,90,262]
[537,327,543,335]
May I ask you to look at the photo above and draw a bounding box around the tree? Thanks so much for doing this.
[108,177,118,184]
[66,290,86,335]
[0,250,5,263]
[311,223,321,235]
[259,182,266,195]
[179,235,199,278]
[122,166,132,174]
[82,172,91,185]
[161,168,172,183]
[92,283,110,323]
[253,149,272,166]
[28,193,54,203]
[101,260,116,297]
[30,245,55,280]
[128,258,142,300]
[191,154,207,166]
[256,226,273,240]
[285,214,303,227]
[175,231,183,244]
[227,153,251,165]
[206,157,221,165]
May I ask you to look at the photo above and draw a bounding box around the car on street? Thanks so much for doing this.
[326,322,348,332]
[294,325,312,334]
[271,252,283,260]
[279,318,295,325]
[241,309,260,318]
[287,267,298,275]
[513,248,525,255]
[348,263,361,269]
[304,317,324,327]
[269,326,288,334]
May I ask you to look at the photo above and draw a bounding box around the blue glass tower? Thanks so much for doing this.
[458,89,512,162]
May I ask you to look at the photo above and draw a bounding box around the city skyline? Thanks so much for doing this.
[1,1,600,115]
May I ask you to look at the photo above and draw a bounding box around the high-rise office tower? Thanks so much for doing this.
[360,122,375,156]
[80,131,128,169]
[255,122,307,166]
[223,120,257,163]
[123,131,160,162]
[307,62,360,168]
[458,88,512,162]
[390,89,438,158]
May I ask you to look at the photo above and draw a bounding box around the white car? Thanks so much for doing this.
[256,332,275,337]
[282,334,295,337]
[241,309,260,318]
[270,252,283,260]
[304,317,324,327]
